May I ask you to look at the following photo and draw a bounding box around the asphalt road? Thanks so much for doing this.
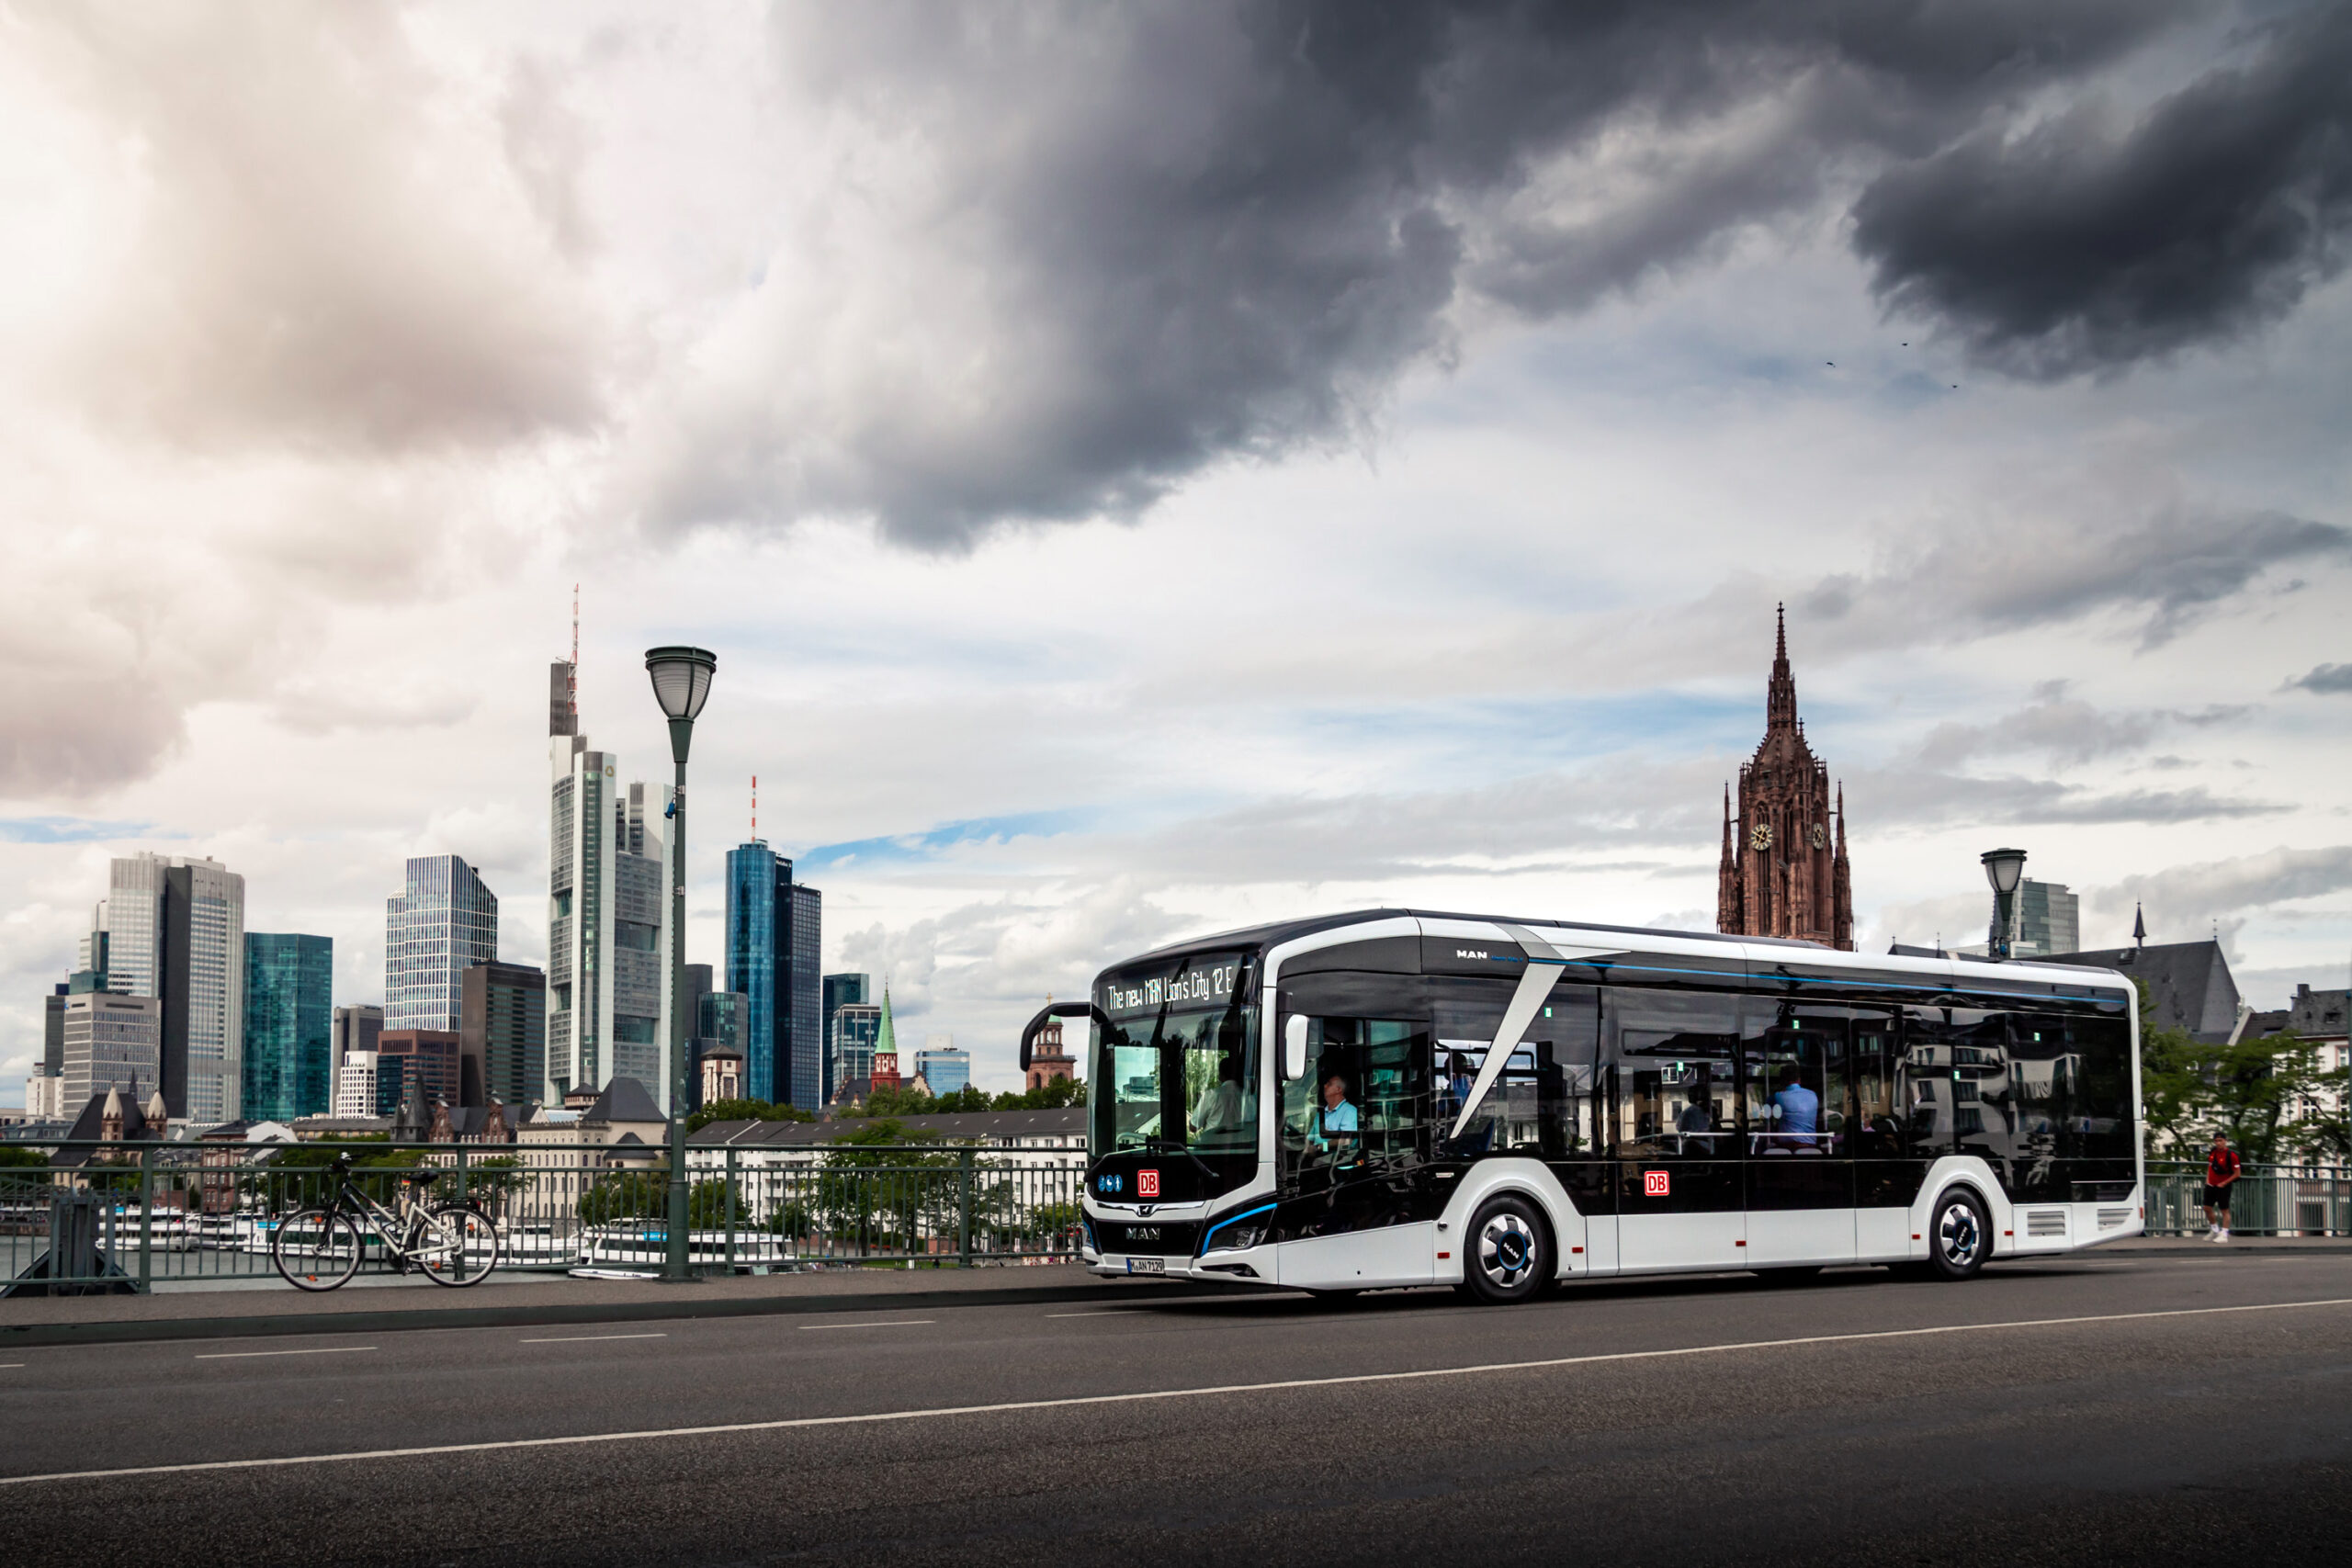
[5,1251,2350,1567]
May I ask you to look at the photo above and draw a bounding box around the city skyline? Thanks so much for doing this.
[3,5,2348,1100]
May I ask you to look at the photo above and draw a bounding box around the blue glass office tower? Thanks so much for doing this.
[726,842,822,1111]
[243,933,333,1122]
[821,972,869,1105]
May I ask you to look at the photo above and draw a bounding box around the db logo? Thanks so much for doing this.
[1137,1169,1160,1199]
[1643,1169,1670,1198]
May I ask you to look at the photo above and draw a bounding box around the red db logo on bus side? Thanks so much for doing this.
[1138,1170,1160,1198]
[1644,1169,1669,1198]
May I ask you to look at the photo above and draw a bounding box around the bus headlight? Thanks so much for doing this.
[1210,1223,1266,1253]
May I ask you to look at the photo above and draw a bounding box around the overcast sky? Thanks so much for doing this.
[3,1,2348,1097]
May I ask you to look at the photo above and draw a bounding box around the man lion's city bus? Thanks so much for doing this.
[1019,909,2143,1303]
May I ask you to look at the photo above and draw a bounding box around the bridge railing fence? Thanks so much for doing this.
[2143,1160,2351,1237]
[0,1140,1088,1292]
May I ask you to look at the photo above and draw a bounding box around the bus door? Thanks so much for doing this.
[1742,1004,1857,1267]
[1280,1016,1436,1284]
[1851,1009,1943,1257]
[1609,990,1744,1272]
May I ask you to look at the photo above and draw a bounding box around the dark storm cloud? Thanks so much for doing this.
[2287,661,2352,694]
[663,0,2201,542]
[2098,845,2352,937]
[1854,5,2352,378]
[1792,507,2350,649]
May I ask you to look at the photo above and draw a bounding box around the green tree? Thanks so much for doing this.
[577,1168,666,1224]
[814,1122,966,1252]
[685,1098,813,1134]
[2135,979,2336,1164]
[989,1078,1087,1111]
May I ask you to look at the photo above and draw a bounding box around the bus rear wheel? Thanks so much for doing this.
[1462,1195,1550,1305]
[1926,1189,1990,1281]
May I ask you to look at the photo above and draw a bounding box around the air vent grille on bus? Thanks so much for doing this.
[2097,1208,2132,1230]
[2024,1211,2067,1237]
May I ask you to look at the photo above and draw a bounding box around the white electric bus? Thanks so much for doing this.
[1020,909,2143,1303]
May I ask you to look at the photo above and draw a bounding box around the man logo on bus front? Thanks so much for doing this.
[1138,1170,1160,1199]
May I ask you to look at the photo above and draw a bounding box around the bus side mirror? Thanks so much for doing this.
[1283,1015,1308,1081]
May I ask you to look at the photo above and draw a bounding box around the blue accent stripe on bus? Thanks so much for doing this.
[1527,953,2122,1004]
[1200,1202,1277,1255]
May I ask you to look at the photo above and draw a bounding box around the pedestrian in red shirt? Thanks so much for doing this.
[2203,1133,2241,1242]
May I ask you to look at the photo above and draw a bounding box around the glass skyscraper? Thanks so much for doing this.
[386,856,498,1032]
[726,842,822,1111]
[243,933,334,1122]
[547,674,675,1110]
[821,972,867,1105]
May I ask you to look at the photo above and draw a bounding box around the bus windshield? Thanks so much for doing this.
[1091,953,1257,1159]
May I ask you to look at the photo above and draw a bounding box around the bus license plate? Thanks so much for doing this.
[1126,1257,1164,1274]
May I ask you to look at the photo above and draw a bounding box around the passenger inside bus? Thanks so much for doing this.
[1770,1064,1820,1149]
[1191,1056,1246,1138]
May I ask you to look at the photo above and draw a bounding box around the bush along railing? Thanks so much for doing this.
[0,1140,1091,1292]
[2143,1160,2352,1237]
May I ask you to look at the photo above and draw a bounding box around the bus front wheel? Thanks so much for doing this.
[1462,1195,1551,1306]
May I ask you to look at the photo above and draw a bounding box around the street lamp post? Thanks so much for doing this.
[1981,847,2027,960]
[646,645,717,1283]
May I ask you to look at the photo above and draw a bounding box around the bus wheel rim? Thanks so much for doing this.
[1939,1202,1978,1265]
[1481,1215,1531,1284]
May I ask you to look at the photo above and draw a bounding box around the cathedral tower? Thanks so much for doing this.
[1717,606,1853,949]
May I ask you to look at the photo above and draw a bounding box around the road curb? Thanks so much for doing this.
[0,1276,1282,1350]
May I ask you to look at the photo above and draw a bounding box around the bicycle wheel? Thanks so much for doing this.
[416,1202,500,1287]
[272,1208,363,1292]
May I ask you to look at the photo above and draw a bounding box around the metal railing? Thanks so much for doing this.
[0,1140,1088,1292]
[2143,1160,2352,1237]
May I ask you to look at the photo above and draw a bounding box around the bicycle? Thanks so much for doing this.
[270,1153,501,1292]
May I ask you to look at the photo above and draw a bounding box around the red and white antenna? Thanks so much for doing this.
[568,584,580,724]
[752,774,758,839]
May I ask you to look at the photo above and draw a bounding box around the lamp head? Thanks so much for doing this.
[644,646,717,765]
[1980,846,2027,896]
[645,646,717,721]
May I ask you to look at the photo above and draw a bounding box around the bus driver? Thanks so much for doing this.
[1310,1072,1360,1154]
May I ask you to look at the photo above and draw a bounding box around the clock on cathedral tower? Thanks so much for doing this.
[1717,605,1854,949]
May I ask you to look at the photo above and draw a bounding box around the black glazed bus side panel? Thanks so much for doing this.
[1853,1159,1930,1208]
[1746,1156,1854,1211]
[1551,1158,1616,1215]
[1617,1158,1741,1215]
[1269,1163,1453,1245]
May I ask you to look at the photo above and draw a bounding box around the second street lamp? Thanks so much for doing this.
[645,645,717,1282]
[1981,846,2026,960]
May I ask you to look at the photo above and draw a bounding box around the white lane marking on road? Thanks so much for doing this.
[0,1363,21,1370]
[193,1348,377,1360]
[14,1294,2351,1487]
[797,1319,933,1330]
[1046,1311,1139,1319]
[519,1334,668,1344]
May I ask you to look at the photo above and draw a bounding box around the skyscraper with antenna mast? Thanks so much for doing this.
[545,592,678,1110]
[726,772,823,1111]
